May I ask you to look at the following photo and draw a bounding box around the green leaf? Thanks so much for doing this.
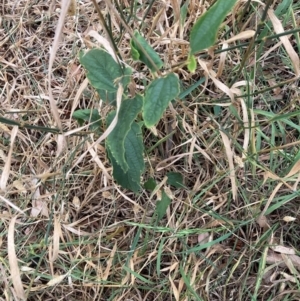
[96,89,118,106]
[130,31,164,72]
[144,178,157,191]
[190,0,238,54]
[143,73,180,128]
[72,109,102,132]
[131,43,140,60]
[107,95,143,172]
[187,54,197,73]
[167,172,184,188]
[108,122,145,192]
[80,48,132,92]
[155,191,171,222]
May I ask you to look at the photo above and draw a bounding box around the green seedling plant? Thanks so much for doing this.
[73,0,238,193]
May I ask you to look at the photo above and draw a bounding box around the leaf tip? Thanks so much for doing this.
[187,55,197,73]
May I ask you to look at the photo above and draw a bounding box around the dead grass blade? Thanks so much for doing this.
[254,39,287,66]
[216,43,228,78]
[50,215,62,262]
[221,30,255,44]
[48,0,71,129]
[219,131,237,200]
[62,224,92,236]
[263,170,294,190]
[146,6,165,39]
[198,58,234,101]
[103,241,117,281]
[69,78,89,126]
[0,126,18,191]
[280,271,298,283]
[48,0,71,154]
[286,160,300,178]
[268,9,300,76]
[47,274,68,287]
[232,82,251,159]
[170,0,180,22]
[282,253,300,273]
[30,178,49,218]
[271,245,295,255]
[189,136,197,170]
[292,173,300,191]
[169,274,180,301]
[86,141,111,180]
[87,30,118,62]
[257,182,283,227]
[8,216,26,300]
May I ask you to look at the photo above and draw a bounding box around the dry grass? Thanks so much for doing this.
[1,0,300,300]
